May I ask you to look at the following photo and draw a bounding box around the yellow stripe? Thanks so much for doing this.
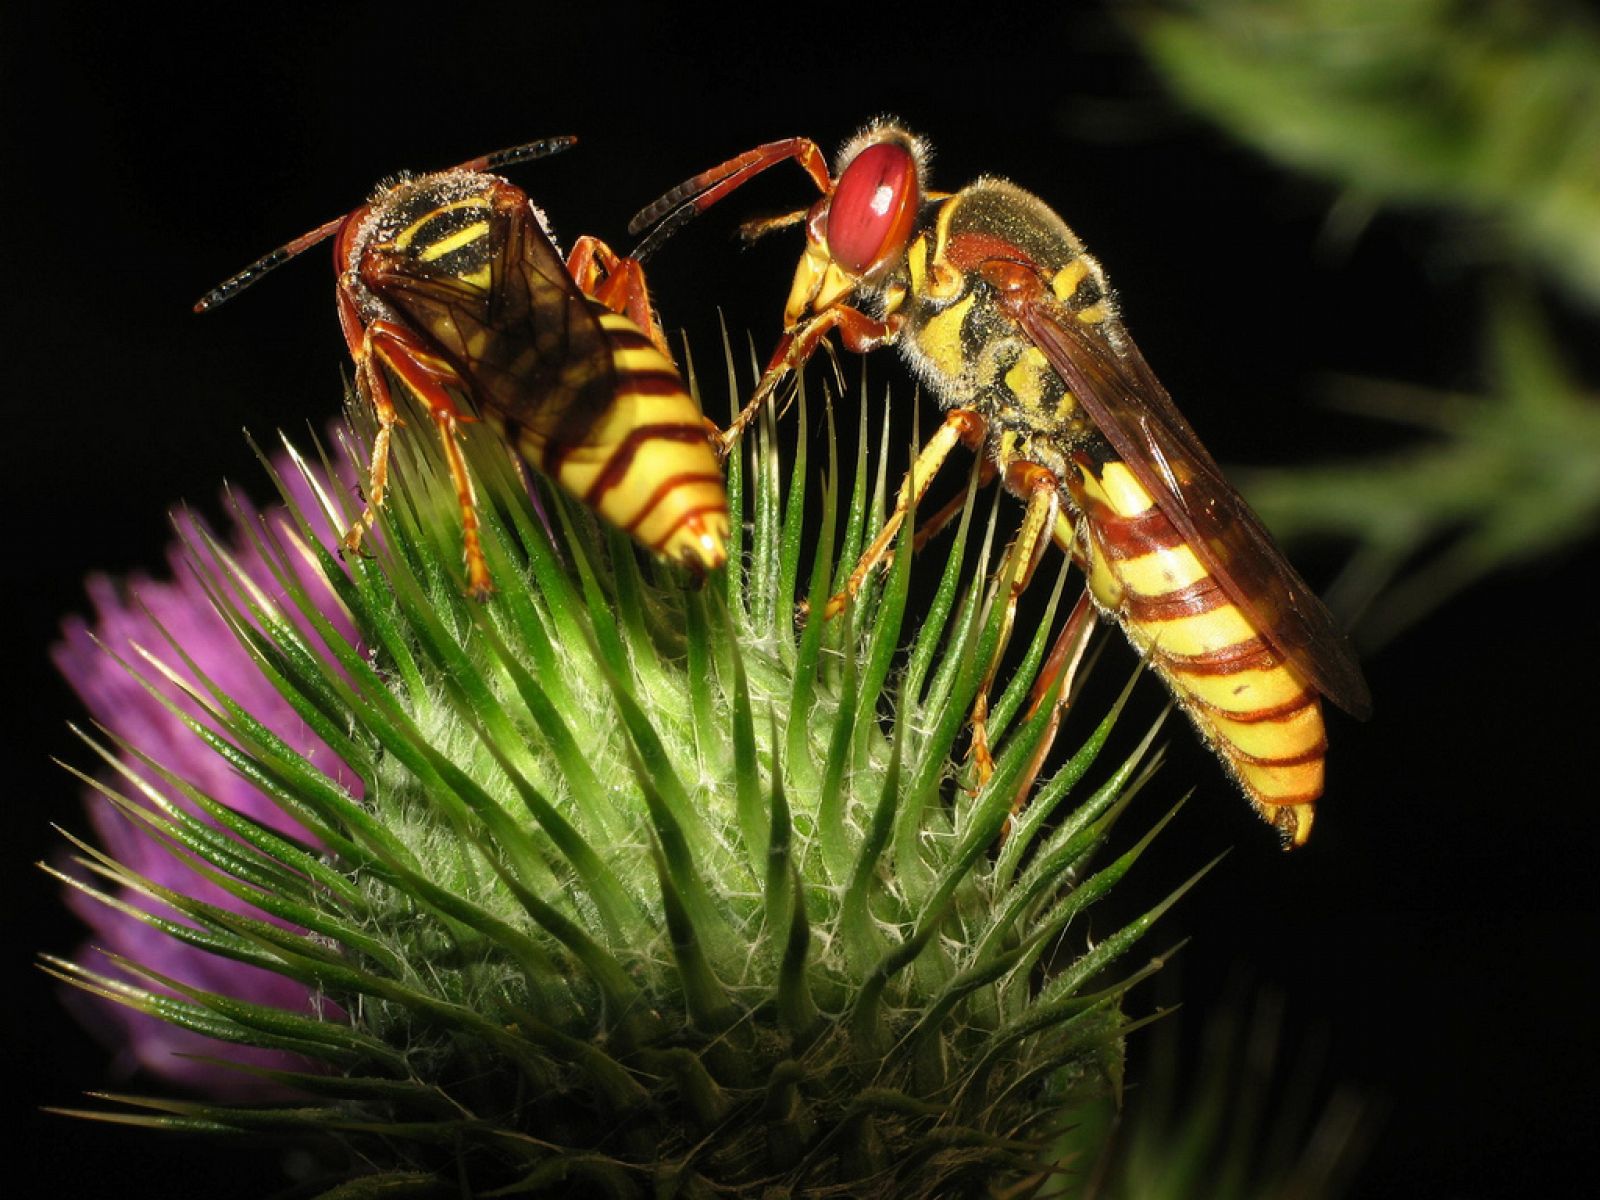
[419,219,490,262]
[1238,757,1323,805]
[1132,603,1256,658]
[393,196,491,250]
[1175,662,1308,713]
[907,237,929,295]
[1205,702,1323,762]
[1114,541,1209,595]
[1076,461,1156,517]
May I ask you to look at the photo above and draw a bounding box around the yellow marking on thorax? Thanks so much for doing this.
[1050,258,1089,303]
[1074,302,1111,325]
[917,293,976,380]
[393,196,492,250]
[1003,346,1052,407]
[881,279,907,319]
[907,237,929,296]
[996,429,1024,470]
[920,199,967,301]
[419,219,490,263]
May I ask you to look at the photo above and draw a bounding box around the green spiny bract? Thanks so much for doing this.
[47,359,1198,1198]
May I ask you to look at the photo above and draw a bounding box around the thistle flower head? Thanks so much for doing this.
[46,367,1197,1197]
[52,477,356,1099]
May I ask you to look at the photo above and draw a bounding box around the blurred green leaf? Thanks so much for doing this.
[1238,295,1600,647]
[1136,0,1600,307]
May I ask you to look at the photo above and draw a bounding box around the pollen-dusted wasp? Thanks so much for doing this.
[631,121,1370,845]
[198,138,729,596]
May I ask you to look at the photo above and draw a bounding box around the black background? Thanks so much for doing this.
[6,4,1597,1197]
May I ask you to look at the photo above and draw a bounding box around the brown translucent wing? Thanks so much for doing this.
[374,185,618,446]
[1018,300,1372,719]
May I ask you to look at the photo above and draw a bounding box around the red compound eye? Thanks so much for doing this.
[825,139,919,278]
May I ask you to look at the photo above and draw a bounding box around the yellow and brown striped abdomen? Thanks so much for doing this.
[488,307,729,573]
[1062,460,1326,845]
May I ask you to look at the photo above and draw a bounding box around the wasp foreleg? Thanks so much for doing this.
[361,321,492,598]
[817,409,988,620]
[720,306,900,457]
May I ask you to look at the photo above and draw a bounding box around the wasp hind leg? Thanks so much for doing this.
[567,235,674,356]
[968,463,1060,794]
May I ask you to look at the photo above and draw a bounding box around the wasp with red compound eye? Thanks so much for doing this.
[631,120,1370,846]
[197,137,729,597]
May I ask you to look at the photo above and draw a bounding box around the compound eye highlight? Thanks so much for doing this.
[825,140,920,278]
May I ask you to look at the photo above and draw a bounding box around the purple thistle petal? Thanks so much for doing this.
[53,451,361,1100]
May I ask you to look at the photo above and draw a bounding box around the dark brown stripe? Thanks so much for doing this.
[614,368,691,398]
[1161,635,1282,677]
[648,502,727,552]
[581,423,716,505]
[599,322,657,353]
[1190,689,1318,724]
[944,230,1040,274]
[1124,575,1227,623]
[541,377,691,476]
[623,471,727,534]
[1088,501,1188,559]
[1259,790,1322,808]
[1229,737,1329,769]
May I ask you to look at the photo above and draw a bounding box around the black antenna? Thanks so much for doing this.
[194,135,579,314]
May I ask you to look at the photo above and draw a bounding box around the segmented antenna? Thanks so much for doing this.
[193,213,349,313]
[627,138,829,263]
[467,135,577,174]
[194,136,579,314]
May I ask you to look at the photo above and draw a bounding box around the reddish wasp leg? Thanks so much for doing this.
[566,235,674,357]
[969,463,1062,789]
[737,209,812,242]
[819,410,989,620]
[566,236,723,447]
[1024,590,1098,724]
[996,590,1099,813]
[335,279,394,557]
[343,363,399,557]
[361,321,493,597]
[721,306,898,457]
